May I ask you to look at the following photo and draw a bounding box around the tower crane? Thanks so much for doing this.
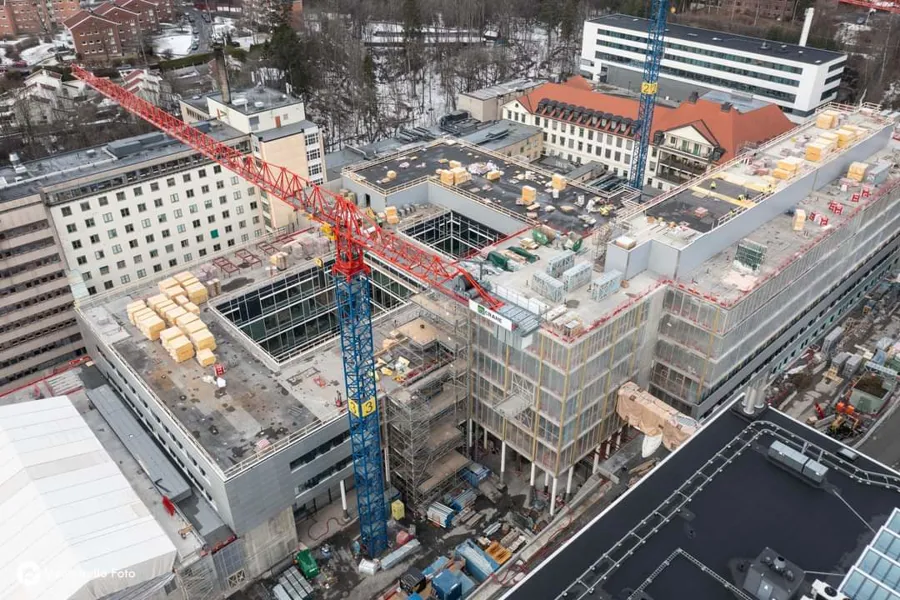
[70,66,501,558]
[628,0,671,192]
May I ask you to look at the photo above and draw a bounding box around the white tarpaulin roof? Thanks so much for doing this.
[0,397,177,600]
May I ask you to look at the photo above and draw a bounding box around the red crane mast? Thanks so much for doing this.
[70,66,500,311]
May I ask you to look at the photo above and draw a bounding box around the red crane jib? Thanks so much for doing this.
[71,66,501,310]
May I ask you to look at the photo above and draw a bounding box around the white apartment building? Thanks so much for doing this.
[0,69,91,127]
[580,14,847,122]
[502,78,794,190]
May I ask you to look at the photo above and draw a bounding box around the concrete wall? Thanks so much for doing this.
[426,183,526,235]
[672,124,893,279]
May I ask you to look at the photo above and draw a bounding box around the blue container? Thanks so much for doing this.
[433,571,462,600]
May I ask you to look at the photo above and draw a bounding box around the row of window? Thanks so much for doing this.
[595,51,798,104]
[0,269,66,298]
[0,332,82,370]
[67,205,252,239]
[0,236,56,261]
[0,345,84,388]
[0,219,49,241]
[0,301,73,337]
[543,132,633,165]
[289,430,351,472]
[0,283,69,317]
[0,252,61,279]
[0,318,77,353]
[595,27,806,74]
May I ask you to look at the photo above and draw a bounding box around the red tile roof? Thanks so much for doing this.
[63,9,118,29]
[514,79,795,162]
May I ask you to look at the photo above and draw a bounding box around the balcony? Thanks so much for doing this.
[658,154,707,176]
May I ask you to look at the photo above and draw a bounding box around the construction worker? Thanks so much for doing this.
[710,180,717,190]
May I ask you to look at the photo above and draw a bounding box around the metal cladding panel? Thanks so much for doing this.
[801,460,828,483]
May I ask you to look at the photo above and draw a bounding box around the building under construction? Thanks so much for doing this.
[70,102,900,597]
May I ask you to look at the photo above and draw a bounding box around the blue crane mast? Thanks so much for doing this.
[628,0,671,192]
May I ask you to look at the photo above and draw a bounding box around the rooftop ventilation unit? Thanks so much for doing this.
[767,440,828,484]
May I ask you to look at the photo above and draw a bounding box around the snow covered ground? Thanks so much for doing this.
[21,42,58,66]
[154,25,194,58]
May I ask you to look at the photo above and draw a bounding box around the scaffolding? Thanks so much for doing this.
[381,292,472,511]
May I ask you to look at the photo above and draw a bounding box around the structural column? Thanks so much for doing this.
[500,441,507,483]
[550,476,559,517]
[543,470,550,493]
[483,427,488,450]
[566,466,574,501]
[592,450,600,475]
[529,462,537,490]
[340,479,349,520]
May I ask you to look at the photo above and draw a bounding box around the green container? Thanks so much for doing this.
[295,549,319,579]
[532,229,549,246]
[507,247,538,263]
[487,251,510,271]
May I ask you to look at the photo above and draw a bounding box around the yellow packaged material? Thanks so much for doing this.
[173,271,195,284]
[131,308,154,325]
[168,336,194,363]
[386,170,397,180]
[451,167,470,185]
[190,329,217,351]
[126,300,146,317]
[147,294,168,310]
[181,277,200,289]
[815,137,836,151]
[196,348,216,367]
[448,160,462,169]
[384,206,398,218]
[522,185,537,202]
[160,327,183,345]
[792,209,806,231]
[138,315,165,341]
[805,143,824,162]
[772,168,792,180]
[174,295,188,306]
[183,320,207,335]
[439,169,455,186]
[155,302,176,318]
[163,306,187,326]
[820,131,839,142]
[175,312,199,329]
[776,157,801,172]
[551,173,567,190]
[164,285,185,300]
[183,302,200,315]
[836,128,855,148]
[158,278,179,293]
[486,170,502,181]
[185,282,208,305]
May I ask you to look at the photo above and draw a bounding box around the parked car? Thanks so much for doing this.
[12,60,27,68]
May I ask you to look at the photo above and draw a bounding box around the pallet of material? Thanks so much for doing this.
[448,160,462,169]
[184,282,208,305]
[836,128,856,148]
[172,295,188,306]
[486,170,502,181]
[816,110,839,130]
[163,306,188,326]
[147,294,169,311]
[772,168,793,180]
[175,312,199,329]
[805,143,827,162]
[439,169,455,186]
[163,285,185,300]
[189,328,216,351]
[126,300,146,321]
[160,327,183,345]
[182,320,207,335]
[551,173,567,190]
[130,307,154,326]
[196,348,216,367]
[173,271,195,284]
[183,302,201,315]
[776,157,802,172]
[521,185,537,202]
[158,278,180,293]
[451,167,470,185]
[847,161,868,182]
[167,336,195,363]
[138,315,165,341]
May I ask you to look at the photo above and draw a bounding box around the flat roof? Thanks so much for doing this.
[77,244,349,473]
[460,78,546,101]
[505,405,900,600]
[207,86,302,115]
[590,13,846,65]
[252,119,318,142]
[347,140,621,233]
[0,121,245,203]
[459,121,542,152]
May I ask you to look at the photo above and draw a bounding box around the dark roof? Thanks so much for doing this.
[505,405,900,600]
[589,13,845,66]
[252,120,317,142]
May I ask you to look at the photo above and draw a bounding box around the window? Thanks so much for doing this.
[213,165,221,174]
[216,181,224,190]
[80,202,90,212]
[213,243,221,252]
[150,182,159,192]
[98,196,109,206]
[150,249,159,258]
[100,265,109,274]
[181,239,190,248]
[76,255,87,265]
[192,219,201,228]
[104,281,114,290]
[230,176,239,185]
[208,216,216,224]
[247,187,255,196]
[177,224,186,233]
[107,229,117,239]
[222,210,230,219]
[182,173,191,183]
[225,225,233,233]
[137,269,146,278]
[165,244,174,253]
[201,185,209,194]
[146,234,155,243]
[134,254,142,264]
[82,272,91,281]
[239,220,246,229]
[253,216,260,224]
[120,208,130,217]
[168,259,177,267]
[161,229,171,238]
[250,201,257,210]
[89,234,100,244]
[205,199,213,209]
[241,234,249,242]
[112,244,122,254]
[189,204,198,214]
[129,239,138,249]
[198,169,207,178]
[196,234,204,243]
[62,207,72,217]
[158,214,168,224]
[66,224,77,234]
[85,218,95,228]
[87,286,96,295]
[174,209,183,218]
[121,275,130,284]
[142,218,151,228]
[153,264,162,273]
[233,190,241,200]
[116,191,126,201]
[236,205,244,215]
[154,198,163,208]
[227,239,235,247]
[116,260,126,269]
[166,177,175,187]
[171,193,180,202]
[199,248,207,257]
[184,253,192,262]
[137,202,147,212]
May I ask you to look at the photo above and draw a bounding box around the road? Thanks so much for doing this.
[182,7,212,54]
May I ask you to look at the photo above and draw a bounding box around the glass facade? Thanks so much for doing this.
[841,509,900,600]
